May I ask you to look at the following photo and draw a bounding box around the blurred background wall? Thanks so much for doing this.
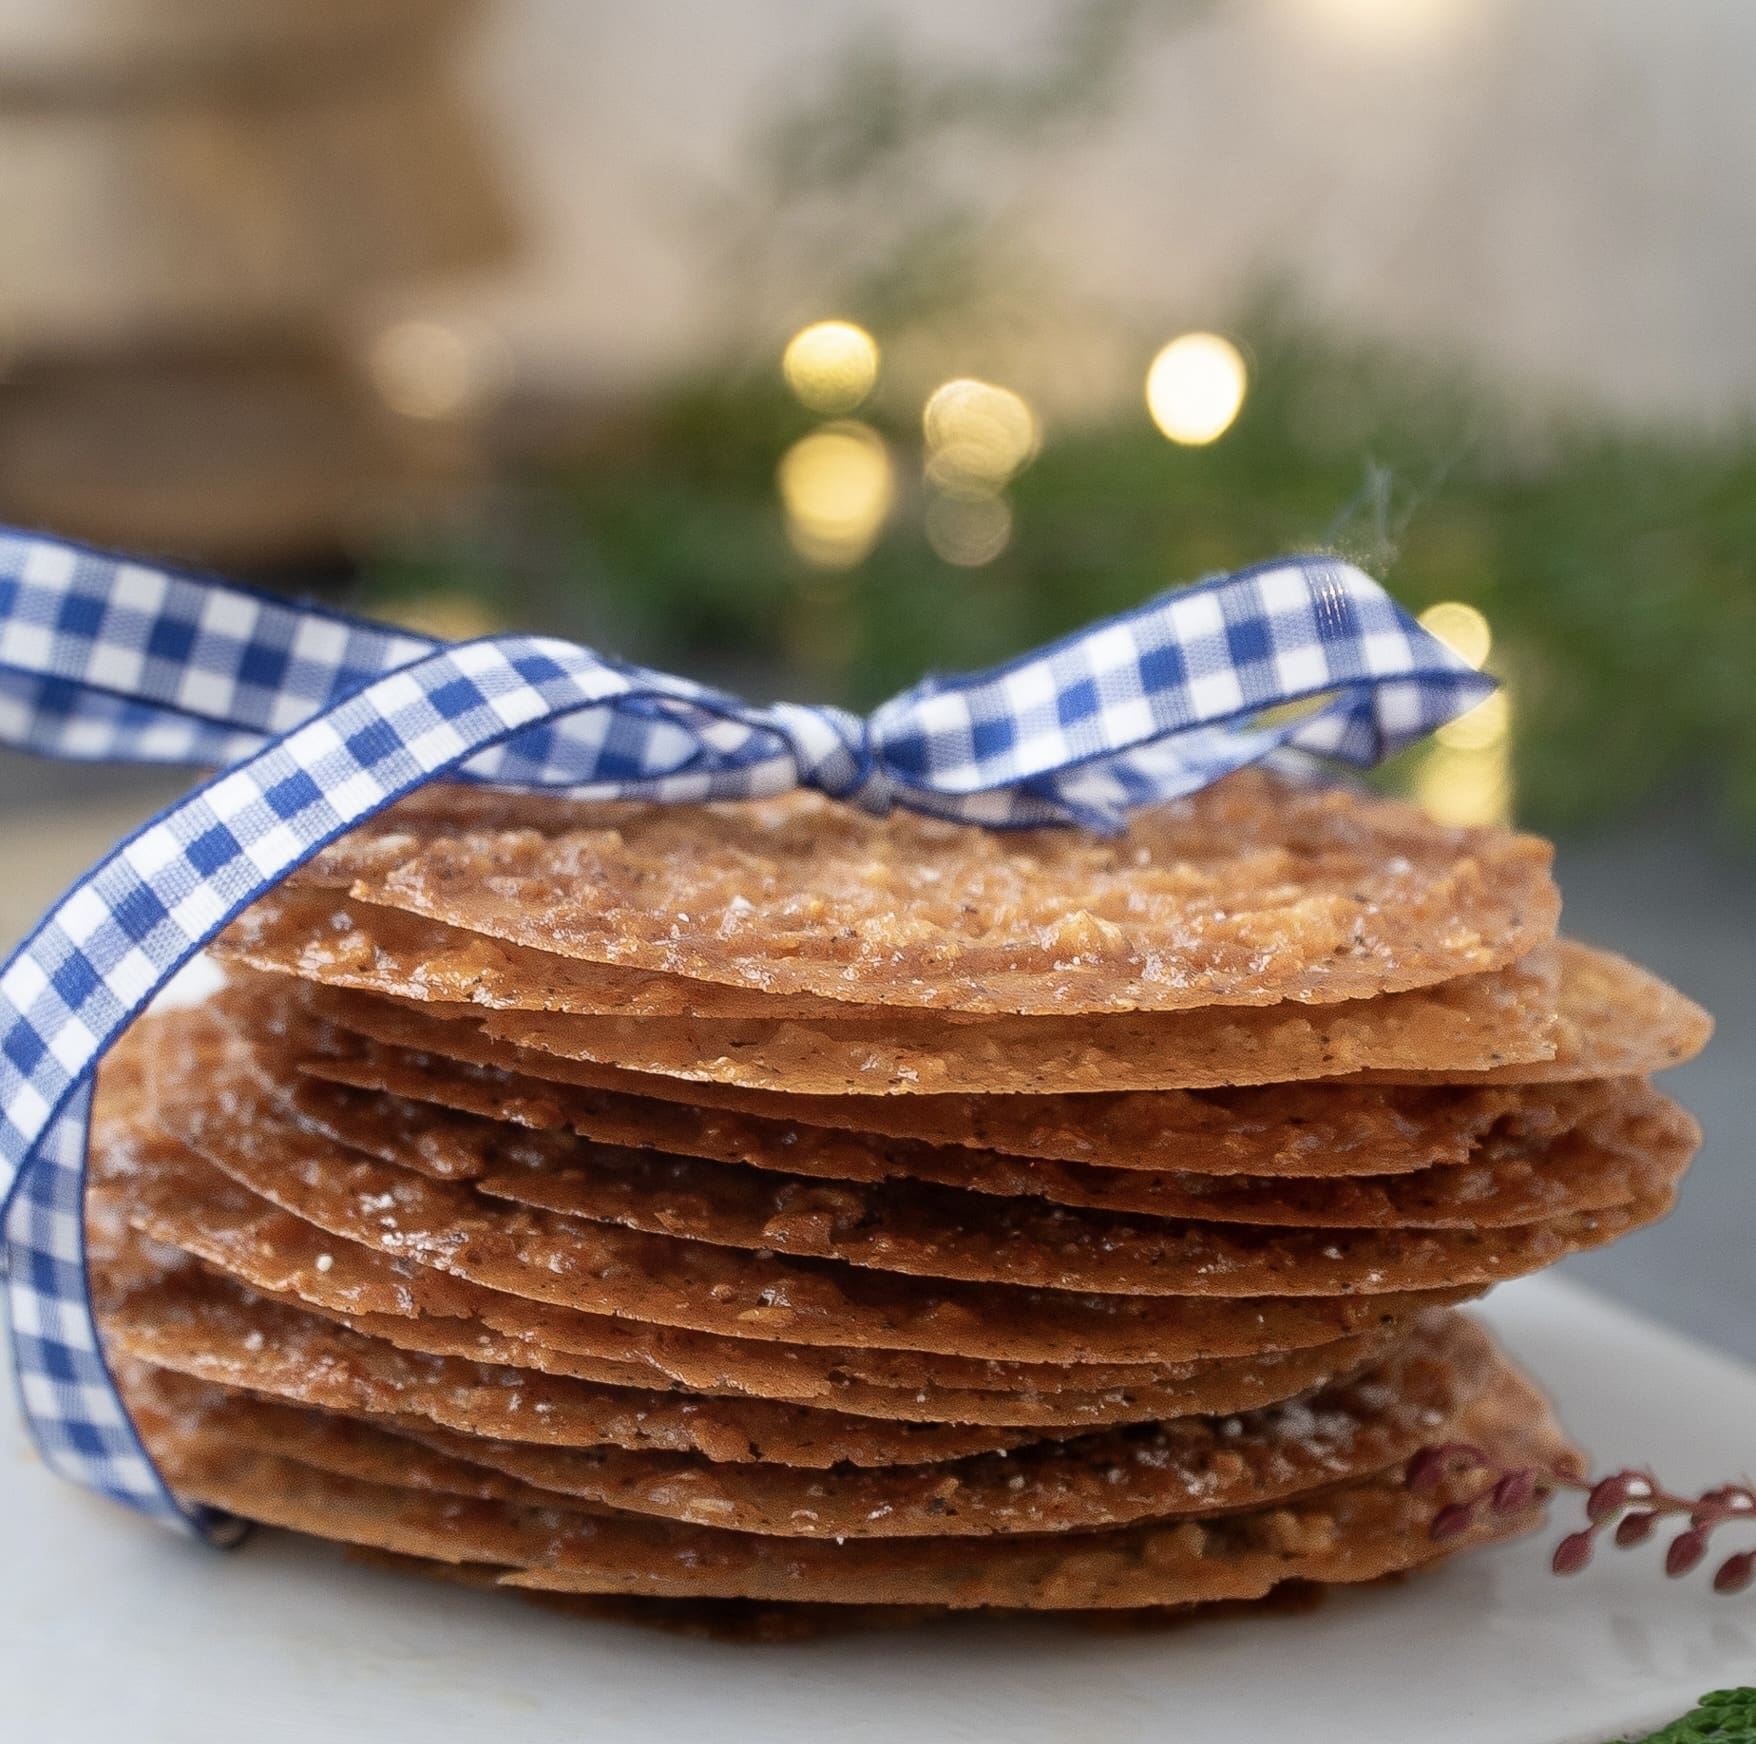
[456,0,1756,425]
[0,0,1750,1354]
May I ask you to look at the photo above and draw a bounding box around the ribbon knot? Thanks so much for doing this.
[0,528,1494,1536]
[766,703,893,814]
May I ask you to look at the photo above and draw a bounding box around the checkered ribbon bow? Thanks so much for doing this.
[0,527,1491,1535]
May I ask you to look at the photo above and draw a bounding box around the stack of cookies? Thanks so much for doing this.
[88,768,1710,1635]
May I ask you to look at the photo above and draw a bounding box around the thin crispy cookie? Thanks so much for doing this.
[98,1062,1402,1412]
[105,1130,1399,1428]
[1352,943,1712,1085]
[292,1050,1679,1230]
[131,1313,1486,1539]
[167,1010,1687,1303]
[103,1272,1088,1467]
[150,1013,1475,1363]
[297,769,1560,1015]
[218,888,1562,1089]
[467,954,1559,1094]
[148,1361,1573,1607]
[215,888,939,1022]
[286,941,1696,1155]
[373,1312,1488,1539]
[122,1368,617,1514]
[147,997,1580,1313]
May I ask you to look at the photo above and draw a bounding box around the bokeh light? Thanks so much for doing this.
[1419,600,1493,668]
[1417,602,1506,817]
[1435,687,1511,752]
[1417,740,1513,827]
[375,593,503,642]
[777,421,894,568]
[1418,686,1514,826]
[925,491,1012,567]
[368,320,503,421]
[1297,0,1473,52]
[1145,333,1248,445]
[923,378,1040,492]
[782,321,880,414]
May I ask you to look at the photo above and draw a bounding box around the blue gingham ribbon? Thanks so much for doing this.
[0,526,1491,1536]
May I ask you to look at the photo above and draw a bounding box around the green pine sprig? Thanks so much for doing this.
[1627,1688,1756,1744]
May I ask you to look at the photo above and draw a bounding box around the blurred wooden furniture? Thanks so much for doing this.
[0,0,515,567]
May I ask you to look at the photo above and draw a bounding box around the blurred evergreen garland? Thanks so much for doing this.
[367,0,1756,838]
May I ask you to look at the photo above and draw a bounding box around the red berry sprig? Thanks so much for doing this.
[1406,1443,1756,1593]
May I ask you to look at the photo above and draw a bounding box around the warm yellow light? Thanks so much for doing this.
[776,422,894,568]
[374,593,502,642]
[1145,333,1248,445]
[1416,741,1512,827]
[1419,601,1492,669]
[923,379,1040,492]
[926,491,1013,568]
[368,320,502,421]
[1418,685,1513,827]
[1298,0,1471,51]
[782,321,880,414]
[1435,688,1510,751]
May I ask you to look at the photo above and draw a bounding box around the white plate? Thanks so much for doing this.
[3,1274,1753,1744]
